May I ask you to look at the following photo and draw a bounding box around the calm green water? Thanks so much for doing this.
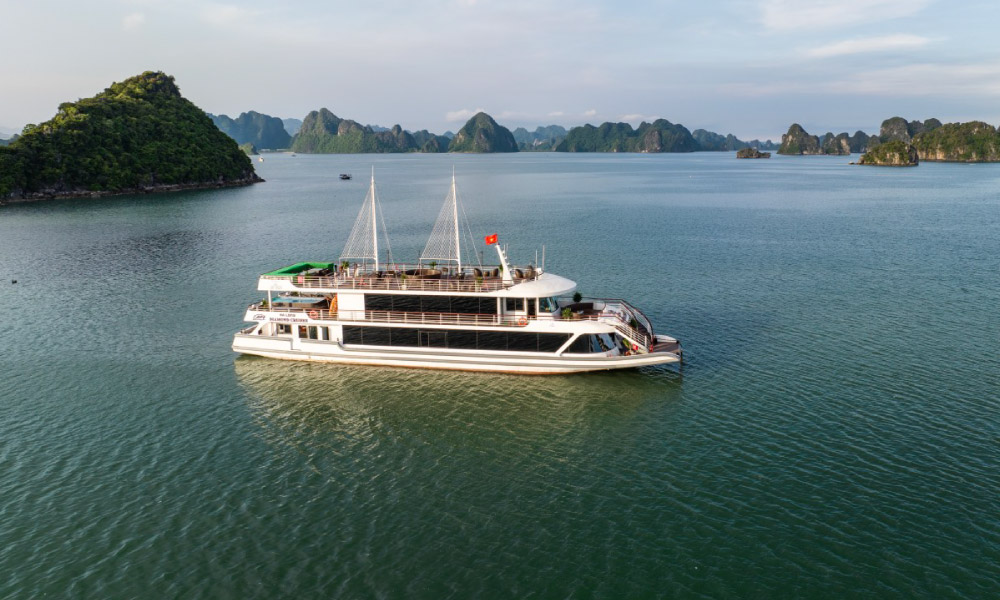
[1,153,998,598]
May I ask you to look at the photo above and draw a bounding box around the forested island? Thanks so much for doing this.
[0,71,260,202]
[777,116,1000,164]
[206,107,777,155]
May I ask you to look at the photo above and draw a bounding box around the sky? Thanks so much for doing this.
[2,0,999,140]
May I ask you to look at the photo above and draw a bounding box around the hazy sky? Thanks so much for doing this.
[2,0,999,139]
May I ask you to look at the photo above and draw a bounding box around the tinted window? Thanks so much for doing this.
[364,294,394,311]
[568,334,592,353]
[507,332,538,351]
[538,333,569,352]
[477,331,507,351]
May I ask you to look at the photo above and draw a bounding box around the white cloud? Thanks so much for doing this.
[547,111,565,117]
[583,109,597,117]
[445,108,486,122]
[835,62,1000,96]
[807,34,932,58]
[619,113,660,123]
[122,12,145,30]
[200,3,263,26]
[760,0,931,31]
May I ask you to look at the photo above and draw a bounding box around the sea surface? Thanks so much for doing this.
[1,153,998,598]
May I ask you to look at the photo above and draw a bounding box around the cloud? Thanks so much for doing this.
[583,109,597,117]
[760,0,930,31]
[547,111,565,117]
[445,108,486,122]
[807,34,932,58]
[122,12,145,30]
[200,3,263,26]
[720,60,1000,99]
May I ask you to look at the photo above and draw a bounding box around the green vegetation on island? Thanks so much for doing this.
[556,119,698,153]
[448,112,518,153]
[736,147,770,158]
[289,108,436,153]
[692,129,778,152]
[912,121,1000,162]
[209,111,291,150]
[239,142,259,155]
[857,140,918,166]
[0,71,260,201]
[778,124,822,155]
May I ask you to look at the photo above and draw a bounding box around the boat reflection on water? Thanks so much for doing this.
[234,356,682,459]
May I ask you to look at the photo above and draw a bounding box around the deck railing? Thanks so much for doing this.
[247,299,653,348]
[260,264,538,293]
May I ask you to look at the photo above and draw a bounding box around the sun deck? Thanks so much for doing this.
[259,262,574,296]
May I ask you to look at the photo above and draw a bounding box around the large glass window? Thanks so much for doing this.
[340,326,570,352]
[505,298,524,312]
[538,297,559,313]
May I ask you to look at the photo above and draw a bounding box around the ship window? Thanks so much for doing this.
[307,326,319,340]
[506,332,537,352]
[421,296,451,313]
[539,297,559,313]
[277,324,291,335]
[537,333,568,352]
[448,330,478,349]
[389,327,418,347]
[343,326,364,344]
[364,294,394,311]
[418,330,448,348]
[567,334,592,353]
[450,296,479,314]
[505,298,524,312]
[393,295,421,312]
[476,330,507,351]
[364,326,392,346]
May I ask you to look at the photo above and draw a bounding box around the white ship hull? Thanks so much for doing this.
[233,333,680,374]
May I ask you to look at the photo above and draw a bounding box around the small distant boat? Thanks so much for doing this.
[340,173,352,180]
[258,156,264,162]
[290,153,297,157]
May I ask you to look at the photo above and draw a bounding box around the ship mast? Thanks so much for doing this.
[420,170,463,271]
[340,167,380,271]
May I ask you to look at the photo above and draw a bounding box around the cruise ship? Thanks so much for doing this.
[232,173,682,374]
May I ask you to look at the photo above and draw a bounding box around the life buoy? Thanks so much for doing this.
[517,317,528,326]
[308,310,319,319]
[632,343,639,352]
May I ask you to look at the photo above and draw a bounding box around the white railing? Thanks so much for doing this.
[247,302,653,348]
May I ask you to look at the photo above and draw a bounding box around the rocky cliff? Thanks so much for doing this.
[556,119,698,153]
[448,112,518,152]
[912,121,1000,162]
[736,147,770,158]
[290,109,421,153]
[209,110,291,150]
[820,132,851,155]
[778,124,822,155]
[857,140,918,166]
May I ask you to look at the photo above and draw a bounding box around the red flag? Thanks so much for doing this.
[484,233,498,245]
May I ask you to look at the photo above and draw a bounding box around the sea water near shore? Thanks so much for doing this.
[1,153,998,598]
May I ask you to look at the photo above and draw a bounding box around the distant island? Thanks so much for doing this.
[856,140,918,166]
[209,111,291,151]
[736,147,770,159]
[204,107,777,155]
[776,116,1000,164]
[448,112,517,152]
[0,71,261,202]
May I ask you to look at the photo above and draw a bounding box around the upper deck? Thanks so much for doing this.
[258,262,576,297]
